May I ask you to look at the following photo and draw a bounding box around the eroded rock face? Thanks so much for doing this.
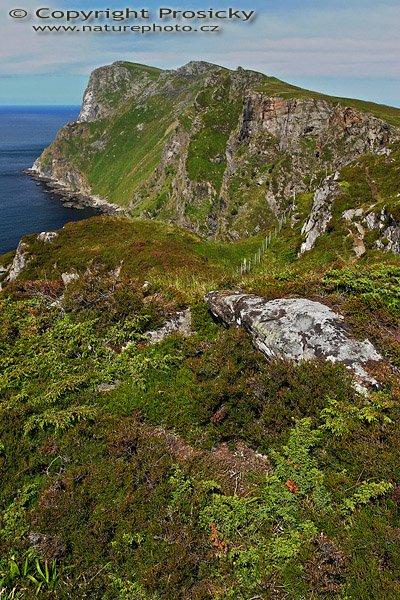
[205,292,382,385]
[300,173,340,255]
[78,62,158,123]
[5,241,31,282]
[240,95,394,156]
[364,207,400,254]
[61,271,79,286]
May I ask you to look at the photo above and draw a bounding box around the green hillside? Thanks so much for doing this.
[1,207,400,598]
[1,61,399,599]
[34,61,400,239]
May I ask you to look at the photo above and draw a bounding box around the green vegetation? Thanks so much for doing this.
[186,74,242,192]
[2,59,400,599]
[1,210,399,598]
[35,60,400,240]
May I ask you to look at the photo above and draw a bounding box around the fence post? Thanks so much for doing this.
[236,216,294,279]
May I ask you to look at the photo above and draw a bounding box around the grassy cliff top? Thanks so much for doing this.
[254,76,400,127]
[113,60,400,126]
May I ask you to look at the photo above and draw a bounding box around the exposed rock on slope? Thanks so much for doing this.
[78,61,162,123]
[205,291,382,385]
[144,309,192,344]
[32,60,400,240]
[5,241,31,282]
[364,207,400,254]
[300,173,340,255]
[240,95,392,157]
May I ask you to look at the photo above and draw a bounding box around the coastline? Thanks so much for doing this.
[24,167,128,217]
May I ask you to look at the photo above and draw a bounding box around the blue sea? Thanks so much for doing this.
[0,106,98,255]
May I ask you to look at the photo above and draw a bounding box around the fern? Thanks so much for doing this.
[341,480,393,514]
[24,405,98,434]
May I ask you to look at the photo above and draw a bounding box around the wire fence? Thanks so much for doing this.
[232,208,291,278]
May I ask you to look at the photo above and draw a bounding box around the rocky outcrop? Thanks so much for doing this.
[300,173,340,254]
[29,154,126,216]
[205,292,382,386]
[364,207,400,254]
[342,209,366,258]
[78,62,160,123]
[240,95,394,156]
[5,240,31,282]
[144,309,192,344]
[37,231,58,243]
[339,206,400,257]
[61,271,79,286]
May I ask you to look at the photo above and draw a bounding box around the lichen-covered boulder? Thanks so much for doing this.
[205,292,382,386]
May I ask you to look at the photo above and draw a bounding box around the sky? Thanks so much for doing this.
[1,0,399,107]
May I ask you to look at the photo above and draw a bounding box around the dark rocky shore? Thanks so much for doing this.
[24,168,127,216]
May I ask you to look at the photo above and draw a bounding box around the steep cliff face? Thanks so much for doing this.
[33,60,400,245]
[239,95,392,155]
[32,123,92,192]
[78,61,162,123]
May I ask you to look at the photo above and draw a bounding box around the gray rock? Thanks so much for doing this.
[205,292,382,386]
[363,207,400,254]
[96,381,120,393]
[145,309,192,344]
[300,173,340,254]
[341,209,366,257]
[342,208,364,221]
[37,231,59,243]
[5,240,30,282]
[61,271,80,285]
